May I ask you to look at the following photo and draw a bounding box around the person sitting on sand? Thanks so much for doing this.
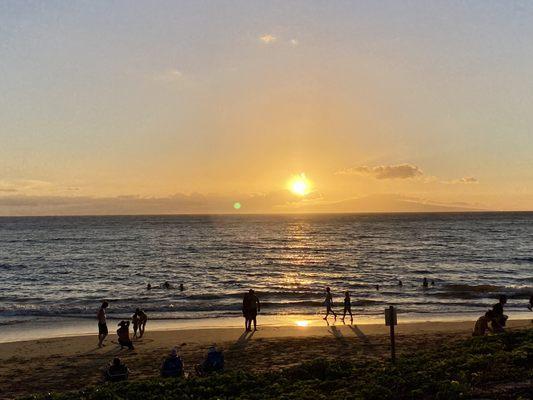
[341,291,353,323]
[105,357,129,382]
[195,345,224,376]
[132,312,140,338]
[117,320,134,350]
[242,289,261,331]
[161,347,184,378]
[422,277,429,288]
[136,308,148,338]
[97,301,109,348]
[492,294,508,328]
[472,310,495,336]
[323,287,337,321]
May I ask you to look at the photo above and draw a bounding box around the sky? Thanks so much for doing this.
[1,0,533,215]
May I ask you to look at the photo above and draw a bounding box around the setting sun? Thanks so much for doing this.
[288,174,312,196]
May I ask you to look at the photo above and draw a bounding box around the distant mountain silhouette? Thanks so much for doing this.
[285,194,484,213]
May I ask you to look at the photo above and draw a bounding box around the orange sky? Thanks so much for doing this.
[1,1,533,215]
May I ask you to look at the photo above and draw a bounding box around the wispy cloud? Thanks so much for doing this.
[443,176,479,184]
[259,34,277,44]
[290,38,299,46]
[336,164,423,179]
[153,68,183,82]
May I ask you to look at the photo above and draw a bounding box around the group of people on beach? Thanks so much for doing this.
[473,294,533,336]
[106,345,224,382]
[97,301,147,349]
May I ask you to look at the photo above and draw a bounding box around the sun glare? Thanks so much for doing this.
[289,173,312,196]
[295,320,309,327]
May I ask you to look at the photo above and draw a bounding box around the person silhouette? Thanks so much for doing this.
[323,287,337,321]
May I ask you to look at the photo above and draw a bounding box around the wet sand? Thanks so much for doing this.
[0,319,530,399]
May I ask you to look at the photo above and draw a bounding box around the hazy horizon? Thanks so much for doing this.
[2,1,533,215]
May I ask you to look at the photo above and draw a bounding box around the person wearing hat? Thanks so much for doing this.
[161,347,184,378]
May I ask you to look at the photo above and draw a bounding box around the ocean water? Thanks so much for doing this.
[0,213,532,327]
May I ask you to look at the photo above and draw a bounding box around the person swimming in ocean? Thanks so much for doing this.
[341,291,353,323]
[323,287,337,321]
[179,283,184,291]
[422,277,429,288]
[146,283,152,290]
[163,281,172,289]
[398,279,403,287]
[375,284,380,291]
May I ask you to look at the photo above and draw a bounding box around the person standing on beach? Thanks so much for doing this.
[137,308,148,337]
[341,291,353,323]
[132,311,140,338]
[323,287,336,321]
[242,289,261,331]
[97,301,109,348]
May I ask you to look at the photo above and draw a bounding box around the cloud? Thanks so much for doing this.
[336,164,423,179]
[259,34,277,44]
[153,68,183,82]
[443,177,479,185]
[290,39,299,46]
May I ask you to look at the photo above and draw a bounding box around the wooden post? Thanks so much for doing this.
[385,305,397,364]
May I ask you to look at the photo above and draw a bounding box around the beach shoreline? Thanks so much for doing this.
[1,311,532,344]
[0,318,531,399]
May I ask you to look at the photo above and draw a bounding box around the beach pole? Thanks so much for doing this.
[385,305,397,363]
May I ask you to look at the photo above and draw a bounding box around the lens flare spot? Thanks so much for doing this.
[233,202,242,210]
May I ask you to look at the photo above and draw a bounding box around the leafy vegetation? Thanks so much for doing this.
[27,329,532,400]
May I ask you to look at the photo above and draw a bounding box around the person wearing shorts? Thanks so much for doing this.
[97,301,109,348]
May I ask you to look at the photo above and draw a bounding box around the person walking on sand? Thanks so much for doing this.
[136,308,148,337]
[97,301,109,348]
[242,289,261,331]
[323,287,336,321]
[341,291,353,323]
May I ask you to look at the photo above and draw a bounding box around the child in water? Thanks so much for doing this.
[341,291,353,323]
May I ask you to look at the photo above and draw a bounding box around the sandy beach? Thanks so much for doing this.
[0,318,530,399]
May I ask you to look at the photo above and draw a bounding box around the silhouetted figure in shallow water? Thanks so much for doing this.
[422,277,429,288]
[179,283,184,291]
[528,295,533,311]
[132,311,140,338]
[431,280,435,286]
[242,289,261,331]
[375,284,380,291]
[341,291,353,323]
[323,287,336,321]
[398,279,403,287]
[163,281,171,289]
[492,294,508,329]
[147,283,152,290]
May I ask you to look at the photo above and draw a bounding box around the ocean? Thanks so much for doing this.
[1,212,532,332]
